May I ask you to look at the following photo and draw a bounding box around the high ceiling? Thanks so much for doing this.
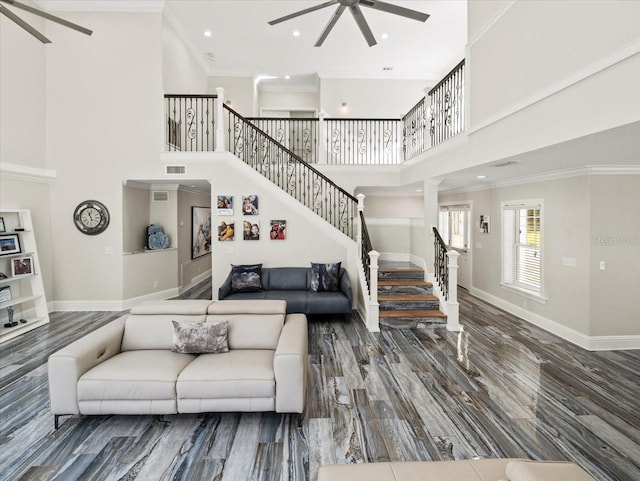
[164,0,467,84]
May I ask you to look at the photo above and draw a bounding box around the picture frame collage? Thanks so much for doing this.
[216,195,286,242]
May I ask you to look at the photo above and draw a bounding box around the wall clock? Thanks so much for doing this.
[73,200,110,235]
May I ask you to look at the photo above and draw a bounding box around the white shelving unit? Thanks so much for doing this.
[0,209,49,343]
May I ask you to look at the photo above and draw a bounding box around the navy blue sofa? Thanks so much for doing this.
[218,267,352,315]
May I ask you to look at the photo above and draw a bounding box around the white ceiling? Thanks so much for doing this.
[165,0,467,84]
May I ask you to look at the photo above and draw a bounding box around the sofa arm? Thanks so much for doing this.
[274,314,308,413]
[506,460,597,481]
[48,317,126,415]
[218,272,232,299]
[340,269,353,308]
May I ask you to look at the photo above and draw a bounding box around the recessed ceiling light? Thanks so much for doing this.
[204,30,212,37]
[416,189,423,192]
[292,30,300,37]
[477,175,487,179]
[381,33,389,40]
[285,75,291,80]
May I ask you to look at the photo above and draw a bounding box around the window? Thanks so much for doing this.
[502,200,543,297]
[439,204,470,250]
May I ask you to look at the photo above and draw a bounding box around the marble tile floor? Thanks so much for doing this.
[1,281,639,481]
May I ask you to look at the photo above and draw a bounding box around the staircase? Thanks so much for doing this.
[377,262,446,329]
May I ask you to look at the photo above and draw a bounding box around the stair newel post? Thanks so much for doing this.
[446,250,461,331]
[215,87,225,152]
[368,250,380,332]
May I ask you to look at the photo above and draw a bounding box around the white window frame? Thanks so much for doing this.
[500,199,547,303]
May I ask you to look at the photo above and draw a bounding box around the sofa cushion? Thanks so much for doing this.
[310,262,341,292]
[264,290,308,313]
[121,314,205,351]
[506,460,597,481]
[172,320,229,354]
[177,350,275,399]
[306,292,351,315]
[207,300,285,349]
[264,267,309,290]
[231,264,263,292]
[223,291,268,301]
[78,350,195,402]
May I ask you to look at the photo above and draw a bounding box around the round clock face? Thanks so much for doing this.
[74,200,110,235]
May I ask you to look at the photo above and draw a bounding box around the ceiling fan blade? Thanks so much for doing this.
[314,4,346,47]
[268,0,338,25]
[0,0,92,35]
[0,4,51,43]
[359,0,430,22]
[349,4,376,47]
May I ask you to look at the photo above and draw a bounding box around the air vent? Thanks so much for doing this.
[165,165,186,175]
[493,160,519,168]
[152,191,169,203]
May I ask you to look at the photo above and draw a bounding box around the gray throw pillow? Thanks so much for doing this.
[310,262,341,292]
[171,320,229,354]
[231,263,263,292]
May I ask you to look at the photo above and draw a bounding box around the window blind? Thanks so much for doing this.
[503,202,541,294]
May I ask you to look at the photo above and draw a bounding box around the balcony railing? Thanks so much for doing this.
[163,58,464,162]
[164,94,218,152]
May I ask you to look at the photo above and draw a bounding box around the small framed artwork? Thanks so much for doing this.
[0,217,5,233]
[479,215,490,234]
[11,256,34,276]
[217,195,233,216]
[0,285,11,303]
[243,220,260,240]
[218,221,235,241]
[242,195,259,215]
[192,206,212,259]
[0,234,21,256]
[270,220,286,240]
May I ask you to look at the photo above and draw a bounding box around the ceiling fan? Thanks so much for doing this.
[268,0,429,47]
[0,0,92,44]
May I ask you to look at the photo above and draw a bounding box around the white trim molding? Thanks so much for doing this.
[0,162,56,184]
[467,1,517,48]
[52,287,179,312]
[470,287,640,351]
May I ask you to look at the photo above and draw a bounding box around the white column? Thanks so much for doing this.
[368,250,380,332]
[446,250,461,331]
[215,87,225,152]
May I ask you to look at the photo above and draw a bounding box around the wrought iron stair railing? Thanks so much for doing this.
[164,94,218,151]
[429,59,465,147]
[433,226,449,300]
[245,117,319,164]
[226,104,358,240]
[360,211,373,293]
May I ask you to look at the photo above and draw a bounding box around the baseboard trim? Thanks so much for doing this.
[52,287,180,312]
[469,287,640,351]
[179,271,212,295]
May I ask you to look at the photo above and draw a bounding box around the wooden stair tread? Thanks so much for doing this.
[378,279,432,287]
[378,294,438,301]
[379,309,446,318]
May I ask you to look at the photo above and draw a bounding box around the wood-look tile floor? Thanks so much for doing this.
[1,280,639,481]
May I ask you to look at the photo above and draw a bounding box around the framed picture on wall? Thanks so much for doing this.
[0,285,11,303]
[0,234,21,256]
[0,217,6,233]
[192,206,212,259]
[218,221,235,241]
[243,220,260,240]
[270,220,286,240]
[242,195,259,215]
[217,195,233,216]
[479,215,490,234]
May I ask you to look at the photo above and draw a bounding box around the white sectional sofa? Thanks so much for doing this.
[48,299,307,428]
[318,459,597,481]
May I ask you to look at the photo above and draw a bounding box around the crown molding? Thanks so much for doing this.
[162,1,211,75]
[467,1,517,48]
[439,165,640,195]
[37,0,165,12]
[0,162,56,184]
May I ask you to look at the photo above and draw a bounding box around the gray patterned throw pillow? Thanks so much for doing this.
[310,262,341,292]
[171,320,229,354]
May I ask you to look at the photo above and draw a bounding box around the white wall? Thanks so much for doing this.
[320,78,428,117]
[162,16,207,94]
[45,12,165,303]
[208,75,255,116]
[177,189,211,290]
[588,175,640,337]
[122,185,150,253]
[149,187,178,247]
[258,91,320,115]
[0,11,46,167]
